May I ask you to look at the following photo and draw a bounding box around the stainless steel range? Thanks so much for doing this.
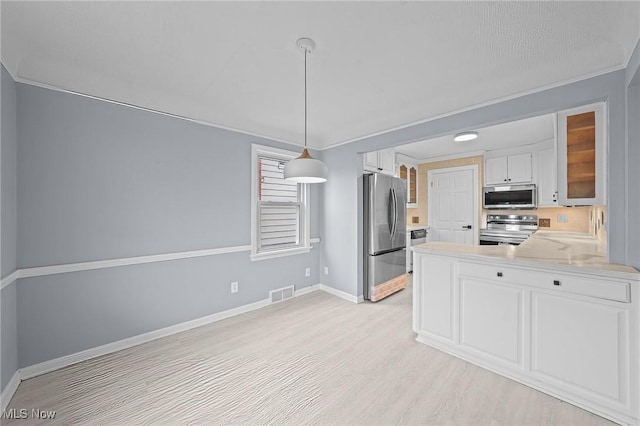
[479,214,538,246]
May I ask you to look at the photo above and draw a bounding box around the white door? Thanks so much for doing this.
[429,167,475,244]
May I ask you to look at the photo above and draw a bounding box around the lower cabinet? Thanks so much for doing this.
[531,292,629,407]
[413,254,638,425]
[459,278,523,368]
[413,255,454,342]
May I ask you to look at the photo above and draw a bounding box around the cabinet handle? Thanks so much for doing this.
[504,179,507,182]
[377,168,383,171]
[553,280,561,286]
[497,272,503,277]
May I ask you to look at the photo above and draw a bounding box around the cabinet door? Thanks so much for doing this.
[379,149,395,175]
[531,292,629,407]
[408,166,418,206]
[459,277,523,368]
[507,153,533,184]
[537,147,558,206]
[485,156,509,185]
[557,102,606,205]
[413,255,455,342]
[363,151,379,172]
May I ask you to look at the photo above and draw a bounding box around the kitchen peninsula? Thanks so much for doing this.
[412,232,640,425]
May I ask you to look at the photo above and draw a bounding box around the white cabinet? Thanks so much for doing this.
[485,153,533,185]
[413,253,638,425]
[412,254,454,342]
[531,292,629,406]
[537,147,558,206]
[556,102,606,205]
[363,149,395,175]
[459,277,523,368]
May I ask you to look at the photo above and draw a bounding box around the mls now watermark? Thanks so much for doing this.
[2,408,57,420]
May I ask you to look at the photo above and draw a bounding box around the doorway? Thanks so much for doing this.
[427,165,478,244]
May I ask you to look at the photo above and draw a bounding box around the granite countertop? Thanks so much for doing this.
[412,230,639,277]
[407,225,429,231]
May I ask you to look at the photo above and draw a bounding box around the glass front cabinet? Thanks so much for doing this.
[398,159,418,208]
[556,102,606,206]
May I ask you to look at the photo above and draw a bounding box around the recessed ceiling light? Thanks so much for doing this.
[454,131,478,142]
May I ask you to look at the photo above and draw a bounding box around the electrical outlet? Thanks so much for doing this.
[324,266,329,275]
[539,218,551,228]
[412,216,419,224]
[230,281,238,293]
[305,267,311,277]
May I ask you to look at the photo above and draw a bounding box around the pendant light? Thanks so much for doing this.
[283,38,328,183]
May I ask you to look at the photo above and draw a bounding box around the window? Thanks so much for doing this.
[251,144,310,260]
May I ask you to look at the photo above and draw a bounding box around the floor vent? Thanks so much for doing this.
[270,285,295,304]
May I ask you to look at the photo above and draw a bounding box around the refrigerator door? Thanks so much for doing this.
[364,249,407,300]
[366,173,407,255]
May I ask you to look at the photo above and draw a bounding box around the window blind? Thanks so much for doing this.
[257,156,301,251]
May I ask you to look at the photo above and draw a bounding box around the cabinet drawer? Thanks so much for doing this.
[458,261,630,303]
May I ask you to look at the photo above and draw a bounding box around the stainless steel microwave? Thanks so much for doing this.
[483,184,537,209]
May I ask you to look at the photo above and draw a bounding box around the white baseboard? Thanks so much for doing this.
[17,282,354,384]
[1,371,21,410]
[294,284,320,297]
[317,284,362,304]
[20,296,273,380]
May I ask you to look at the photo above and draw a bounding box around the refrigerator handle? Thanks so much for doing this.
[391,188,397,240]
[388,188,394,237]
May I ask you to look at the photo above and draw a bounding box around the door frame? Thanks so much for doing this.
[427,164,479,245]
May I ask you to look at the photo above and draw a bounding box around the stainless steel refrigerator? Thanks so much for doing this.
[363,173,407,301]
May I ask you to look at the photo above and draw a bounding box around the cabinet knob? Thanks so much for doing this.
[497,272,503,277]
[553,280,561,286]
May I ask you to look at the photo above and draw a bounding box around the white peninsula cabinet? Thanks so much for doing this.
[413,244,640,425]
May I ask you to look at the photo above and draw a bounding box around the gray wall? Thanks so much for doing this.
[1,65,19,392]
[321,69,632,297]
[14,83,322,367]
[627,39,640,269]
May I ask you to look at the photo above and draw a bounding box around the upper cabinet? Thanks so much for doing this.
[398,159,418,208]
[557,102,606,206]
[364,149,395,175]
[485,153,533,185]
[537,146,558,206]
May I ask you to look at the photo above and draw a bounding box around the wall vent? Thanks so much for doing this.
[270,285,295,304]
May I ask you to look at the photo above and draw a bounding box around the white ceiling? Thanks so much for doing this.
[395,113,555,161]
[2,2,639,150]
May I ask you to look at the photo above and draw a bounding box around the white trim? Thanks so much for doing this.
[418,150,486,164]
[250,246,312,262]
[251,144,311,261]
[1,239,320,286]
[8,74,304,150]
[319,64,626,151]
[0,270,19,290]
[19,296,273,380]
[15,283,328,382]
[1,371,21,411]
[294,284,320,297]
[317,284,363,304]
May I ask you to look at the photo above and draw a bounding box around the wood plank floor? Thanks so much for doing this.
[6,282,615,425]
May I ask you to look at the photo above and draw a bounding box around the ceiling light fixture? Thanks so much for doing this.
[453,131,479,142]
[284,38,328,184]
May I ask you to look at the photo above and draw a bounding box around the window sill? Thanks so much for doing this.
[250,246,312,262]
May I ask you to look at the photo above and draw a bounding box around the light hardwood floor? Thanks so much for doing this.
[6,282,615,425]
